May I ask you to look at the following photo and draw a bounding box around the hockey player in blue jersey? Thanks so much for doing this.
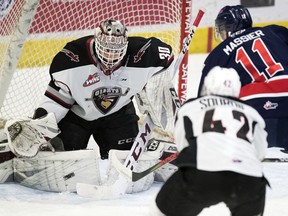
[197,5,288,150]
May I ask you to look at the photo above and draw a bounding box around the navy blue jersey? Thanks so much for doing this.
[198,25,288,118]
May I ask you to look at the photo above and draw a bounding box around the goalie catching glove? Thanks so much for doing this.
[3,113,60,158]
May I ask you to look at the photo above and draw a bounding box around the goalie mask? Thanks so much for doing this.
[201,66,241,98]
[94,20,128,72]
[215,5,252,41]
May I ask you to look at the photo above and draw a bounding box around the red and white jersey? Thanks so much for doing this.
[174,95,268,177]
[38,36,174,122]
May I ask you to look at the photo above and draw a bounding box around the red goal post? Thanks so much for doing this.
[0,0,191,127]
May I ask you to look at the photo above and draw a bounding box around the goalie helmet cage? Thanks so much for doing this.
[0,0,191,127]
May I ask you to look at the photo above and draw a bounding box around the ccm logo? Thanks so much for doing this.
[118,137,135,145]
[125,123,152,170]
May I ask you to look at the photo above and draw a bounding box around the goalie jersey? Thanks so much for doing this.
[174,95,268,177]
[38,36,174,122]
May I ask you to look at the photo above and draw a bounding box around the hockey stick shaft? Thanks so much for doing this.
[169,9,205,113]
[173,8,205,76]
[132,151,178,182]
[124,113,155,170]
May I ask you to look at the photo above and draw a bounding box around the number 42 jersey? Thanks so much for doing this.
[174,95,268,177]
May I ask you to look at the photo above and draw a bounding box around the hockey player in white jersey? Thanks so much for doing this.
[32,19,174,159]
[153,66,268,216]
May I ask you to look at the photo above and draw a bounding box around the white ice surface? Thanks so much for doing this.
[1,54,288,216]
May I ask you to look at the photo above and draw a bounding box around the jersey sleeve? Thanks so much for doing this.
[37,78,74,123]
[37,42,81,122]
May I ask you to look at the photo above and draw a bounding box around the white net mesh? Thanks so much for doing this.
[0,0,183,138]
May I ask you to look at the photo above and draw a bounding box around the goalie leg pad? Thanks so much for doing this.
[0,159,14,183]
[126,159,156,194]
[13,149,101,192]
[107,149,160,194]
[154,160,178,182]
[154,140,178,182]
[0,139,14,183]
[0,151,14,183]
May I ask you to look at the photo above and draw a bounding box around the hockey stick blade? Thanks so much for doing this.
[132,151,178,182]
[263,158,288,162]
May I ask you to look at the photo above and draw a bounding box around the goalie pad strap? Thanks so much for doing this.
[13,149,101,192]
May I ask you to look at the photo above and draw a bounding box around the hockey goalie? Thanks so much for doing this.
[0,19,179,196]
[0,67,179,195]
[0,71,178,197]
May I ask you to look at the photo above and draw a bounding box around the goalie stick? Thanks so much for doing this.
[132,151,178,182]
[118,6,205,180]
[172,8,205,78]
[129,8,205,181]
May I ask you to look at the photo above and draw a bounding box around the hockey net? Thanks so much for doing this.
[0,0,191,141]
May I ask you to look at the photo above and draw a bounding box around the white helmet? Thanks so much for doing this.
[200,66,241,97]
[94,20,128,71]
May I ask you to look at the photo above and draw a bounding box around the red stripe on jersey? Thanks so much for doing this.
[240,78,288,99]
[45,91,73,109]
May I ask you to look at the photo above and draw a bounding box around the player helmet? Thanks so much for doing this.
[215,5,252,41]
[201,66,241,98]
[94,20,128,71]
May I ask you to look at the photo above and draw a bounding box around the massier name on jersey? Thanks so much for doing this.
[223,30,265,56]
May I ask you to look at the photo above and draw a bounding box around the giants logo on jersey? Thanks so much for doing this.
[61,48,79,62]
[134,40,151,63]
[90,87,122,114]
